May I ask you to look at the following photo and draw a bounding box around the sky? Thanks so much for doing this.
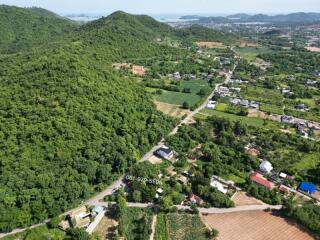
[1,0,320,15]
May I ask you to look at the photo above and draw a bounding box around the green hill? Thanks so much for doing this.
[0,5,77,53]
[0,8,236,232]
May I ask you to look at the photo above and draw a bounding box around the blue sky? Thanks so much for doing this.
[1,0,320,14]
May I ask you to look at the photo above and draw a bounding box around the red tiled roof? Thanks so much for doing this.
[250,172,274,190]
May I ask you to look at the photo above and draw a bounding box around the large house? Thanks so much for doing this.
[259,160,273,173]
[155,147,174,160]
[250,172,275,190]
[69,206,91,228]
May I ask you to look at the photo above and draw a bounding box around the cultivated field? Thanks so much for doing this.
[167,213,208,240]
[232,192,263,207]
[202,210,314,240]
[196,41,225,49]
[155,101,190,118]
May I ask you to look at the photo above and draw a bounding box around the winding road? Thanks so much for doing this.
[0,51,238,239]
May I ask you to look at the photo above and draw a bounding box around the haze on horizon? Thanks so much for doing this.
[1,0,320,15]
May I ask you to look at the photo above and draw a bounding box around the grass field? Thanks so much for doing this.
[120,208,153,240]
[202,210,314,240]
[294,152,320,172]
[234,47,273,61]
[179,80,211,94]
[155,90,202,106]
[260,103,284,115]
[167,213,209,240]
[241,86,283,106]
[197,109,281,129]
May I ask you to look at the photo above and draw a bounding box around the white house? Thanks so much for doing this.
[259,161,273,173]
[206,100,216,109]
[210,179,228,194]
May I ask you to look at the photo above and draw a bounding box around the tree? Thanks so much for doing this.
[132,190,142,202]
[182,101,189,109]
[66,228,91,240]
[47,216,60,229]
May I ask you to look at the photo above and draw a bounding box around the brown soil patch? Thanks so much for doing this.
[148,155,163,165]
[238,40,260,48]
[232,192,263,206]
[196,41,225,49]
[248,109,268,119]
[155,101,190,119]
[94,216,118,240]
[202,210,314,240]
[132,65,146,76]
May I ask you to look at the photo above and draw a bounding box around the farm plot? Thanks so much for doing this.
[232,192,263,207]
[155,101,189,118]
[202,210,314,240]
[241,86,283,106]
[167,213,209,240]
[155,90,202,106]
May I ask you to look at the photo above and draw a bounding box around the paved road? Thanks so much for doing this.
[0,51,238,239]
[94,201,282,214]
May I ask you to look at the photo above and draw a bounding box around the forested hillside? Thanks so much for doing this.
[0,7,236,232]
[0,5,77,53]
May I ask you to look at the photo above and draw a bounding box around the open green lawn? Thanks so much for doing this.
[260,103,284,115]
[235,46,273,61]
[155,90,202,106]
[294,152,320,172]
[241,86,283,106]
[179,80,211,93]
[167,213,209,240]
[197,109,283,130]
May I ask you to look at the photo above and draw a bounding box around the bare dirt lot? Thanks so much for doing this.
[94,216,118,240]
[196,41,225,49]
[238,40,260,48]
[148,155,163,164]
[232,192,263,206]
[202,210,314,240]
[306,46,320,52]
[155,101,190,118]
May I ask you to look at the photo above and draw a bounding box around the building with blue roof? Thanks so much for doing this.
[299,182,317,195]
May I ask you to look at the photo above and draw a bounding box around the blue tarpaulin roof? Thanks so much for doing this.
[299,182,317,194]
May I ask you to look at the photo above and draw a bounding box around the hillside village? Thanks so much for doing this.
[0,4,319,240]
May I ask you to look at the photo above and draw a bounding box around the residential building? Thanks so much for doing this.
[69,206,91,228]
[189,194,204,205]
[210,178,228,194]
[155,147,174,160]
[259,161,273,173]
[250,172,275,190]
[299,182,317,195]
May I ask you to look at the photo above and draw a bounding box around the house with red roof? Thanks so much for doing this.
[250,172,275,190]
